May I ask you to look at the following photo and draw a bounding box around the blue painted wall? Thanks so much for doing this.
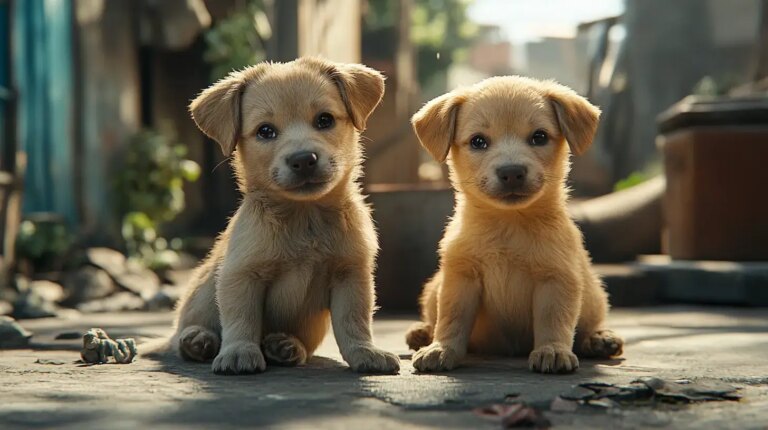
[13,0,76,225]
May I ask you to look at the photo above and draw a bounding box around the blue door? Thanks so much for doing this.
[12,0,76,225]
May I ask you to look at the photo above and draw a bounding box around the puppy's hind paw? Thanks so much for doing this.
[529,344,579,374]
[212,341,266,375]
[412,343,460,372]
[405,322,433,351]
[179,325,220,362]
[346,346,400,374]
[263,333,307,366]
[579,329,624,358]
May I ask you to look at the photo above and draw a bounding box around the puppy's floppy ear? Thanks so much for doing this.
[189,65,267,157]
[544,82,601,156]
[411,91,465,163]
[330,63,386,131]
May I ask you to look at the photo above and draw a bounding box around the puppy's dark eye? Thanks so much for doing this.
[256,123,278,140]
[530,129,548,146]
[470,134,489,150]
[315,112,335,130]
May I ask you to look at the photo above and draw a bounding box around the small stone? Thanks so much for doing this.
[112,264,160,298]
[85,248,127,278]
[0,316,32,348]
[12,289,58,319]
[29,280,65,303]
[77,292,145,313]
[0,300,12,316]
[162,269,193,287]
[55,331,81,340]
[86,248,161,298]
[61,266,116,305]
[145,284,183,310]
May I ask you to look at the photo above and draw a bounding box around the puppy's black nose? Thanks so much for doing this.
[496,165,527,189]
[287,151,319,177]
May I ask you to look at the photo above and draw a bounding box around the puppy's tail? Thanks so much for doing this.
[139,336,177,360]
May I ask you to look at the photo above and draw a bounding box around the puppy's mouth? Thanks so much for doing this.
[282,178,331,194]
[495,191,534,204]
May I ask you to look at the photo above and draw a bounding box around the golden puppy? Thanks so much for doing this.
[172,57,400,375]
[405,76,623,374]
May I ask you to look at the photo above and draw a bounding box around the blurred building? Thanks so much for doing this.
[525,36,588,94]
[447,24,513,90]
[468,25,514,76]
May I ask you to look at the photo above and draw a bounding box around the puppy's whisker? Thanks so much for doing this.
[212,156,233,173]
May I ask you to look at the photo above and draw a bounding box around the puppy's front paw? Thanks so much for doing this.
[346,345,400,374]
[528,344,579,374]
[212,341,266,375]
[412,343,460,372]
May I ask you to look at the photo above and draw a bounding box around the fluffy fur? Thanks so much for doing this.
[169,57,400,375]
[405,76,623,374]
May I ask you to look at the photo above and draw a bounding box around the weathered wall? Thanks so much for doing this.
[75,0,141,242]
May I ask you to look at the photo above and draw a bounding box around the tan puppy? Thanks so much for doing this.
[405,76,623,374]
[172,57,400,375]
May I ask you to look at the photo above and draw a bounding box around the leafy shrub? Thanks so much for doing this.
[114,130,200,269]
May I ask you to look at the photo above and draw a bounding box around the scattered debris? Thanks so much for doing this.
[55,331,81,340]
[474,403,551,429]
[559,385,597,401]
[554,378,740,411]
[80,328,137,364]
[633,377,742,402]
[0,316,33,348]
[476,377,745,426]
[586,398,619,409]
[35,358,66,365]
[549,396,578,413]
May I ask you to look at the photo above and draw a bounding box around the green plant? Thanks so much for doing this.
[613,172,649,192]
[114,130,200,269]
[203,0,270,81]
[15,214,73,274]
[692,75,741,97]
[613,162,662,192]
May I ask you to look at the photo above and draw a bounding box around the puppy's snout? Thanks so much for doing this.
[496,165,528,190]
[287,151,319,177]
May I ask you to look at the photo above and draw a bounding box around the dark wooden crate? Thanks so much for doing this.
[660,126,768,260]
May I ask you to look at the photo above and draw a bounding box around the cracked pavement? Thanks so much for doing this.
[1,306,768,429]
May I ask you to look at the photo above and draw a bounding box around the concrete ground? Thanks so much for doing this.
[1,306,768,429]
